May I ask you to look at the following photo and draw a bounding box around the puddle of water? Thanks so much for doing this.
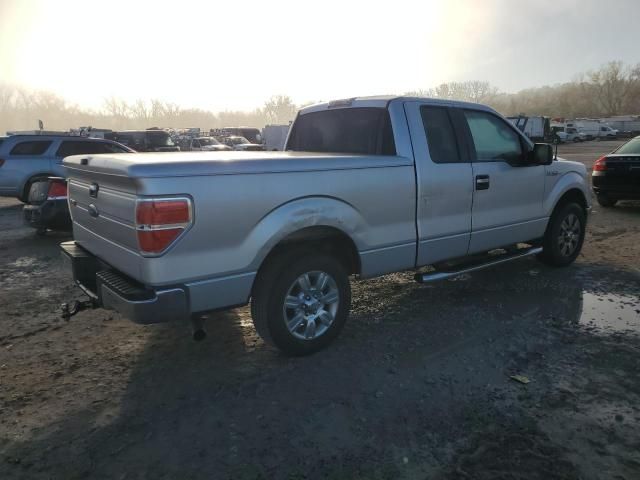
[10,256,38,268]
[581,292,640,333]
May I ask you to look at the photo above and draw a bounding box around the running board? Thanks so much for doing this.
[415,247,543,284]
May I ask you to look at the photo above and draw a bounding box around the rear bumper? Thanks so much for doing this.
[60,241,189,324]
[23,199,71,231]
[592,174,640,198]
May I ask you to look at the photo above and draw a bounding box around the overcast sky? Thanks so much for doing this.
[0,0,638,111]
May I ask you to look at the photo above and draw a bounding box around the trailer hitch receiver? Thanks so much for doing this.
[61,299,97,320]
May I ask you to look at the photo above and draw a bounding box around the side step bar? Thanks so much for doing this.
[415,247,543,284]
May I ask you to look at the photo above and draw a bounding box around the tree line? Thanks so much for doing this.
[407,61,640,119]
[1,61,639,135]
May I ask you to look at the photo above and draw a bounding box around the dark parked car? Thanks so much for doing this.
[592,135,640,207]
[23,177,71,234]
[22,140,134,234]
[104,130,179,152]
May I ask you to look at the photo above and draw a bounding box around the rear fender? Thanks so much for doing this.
[246,196,367,271]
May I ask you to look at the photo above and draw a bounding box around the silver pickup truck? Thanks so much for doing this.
[61,96,590,355]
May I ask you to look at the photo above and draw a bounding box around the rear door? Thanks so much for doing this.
[459,108,546,253]
[404,101,474,265]
[0,139,54,196]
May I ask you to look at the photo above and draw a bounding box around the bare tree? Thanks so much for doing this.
[588,61,640,116]
[262,95,297,124]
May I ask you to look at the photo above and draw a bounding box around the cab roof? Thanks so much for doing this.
[299,95,494,115]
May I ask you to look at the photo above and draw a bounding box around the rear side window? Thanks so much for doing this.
[10,140,53,155]
[464,110,522,162]
[420,106,460,163]
[56,141,103,157]
[57,141,130,157]
[287,107,396,155]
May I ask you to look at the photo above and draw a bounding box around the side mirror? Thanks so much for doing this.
[530,143,554,165]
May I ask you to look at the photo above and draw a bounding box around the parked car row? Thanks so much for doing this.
[507,115,619,144]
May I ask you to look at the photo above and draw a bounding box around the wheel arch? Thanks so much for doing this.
[248,196,366,280]
[19,172,57,200]
[544,173,591,217]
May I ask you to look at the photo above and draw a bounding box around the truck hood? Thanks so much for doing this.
[63,151,411,178]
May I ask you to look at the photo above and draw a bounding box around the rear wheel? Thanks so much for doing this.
[538,202,586,267]
[596,194,617,208]
[20,175,49,203]
[251,249,351,356]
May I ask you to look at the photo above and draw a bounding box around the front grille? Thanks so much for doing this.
[96,270,154,301]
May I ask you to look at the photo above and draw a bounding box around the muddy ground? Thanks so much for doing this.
[1,140,639,479]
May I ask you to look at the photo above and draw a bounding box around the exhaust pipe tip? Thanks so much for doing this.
[190,315,207,342]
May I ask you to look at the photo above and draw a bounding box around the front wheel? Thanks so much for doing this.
[538,202,586,267]
[251,249,351,356]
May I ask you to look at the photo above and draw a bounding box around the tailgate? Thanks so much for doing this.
[68,177,138,251]
[64,154,142,279]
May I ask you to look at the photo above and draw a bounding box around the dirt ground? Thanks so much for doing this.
[1,140,639,480]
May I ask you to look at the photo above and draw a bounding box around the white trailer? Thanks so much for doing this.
[262,124,291,151]
[599,116,639,135]
[566,119,600,140]
[506,116,550,141]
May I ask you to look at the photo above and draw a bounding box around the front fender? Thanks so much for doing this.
[245,196,368,272]
[544,171,591,215]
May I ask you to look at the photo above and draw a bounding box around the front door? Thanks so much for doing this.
[459,109,547,253]
[404,101,474,265]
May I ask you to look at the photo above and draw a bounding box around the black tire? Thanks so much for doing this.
[251,248,351,356]
[20,175,48,203]
[596,194,617,208]
[538,202,586,267]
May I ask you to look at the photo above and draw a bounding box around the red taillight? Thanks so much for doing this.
[47,180,68,199]
[136,200,191,225]
[135,197,192,255]
[137,229,184,254]
[593,156,607,171]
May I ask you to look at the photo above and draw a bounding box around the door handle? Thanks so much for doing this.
[475,175,490,190]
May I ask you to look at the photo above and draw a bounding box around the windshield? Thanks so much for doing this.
[230,136,249,144]
[615,137,640,155]
[198,137,221,146]
[148,132,175,147]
